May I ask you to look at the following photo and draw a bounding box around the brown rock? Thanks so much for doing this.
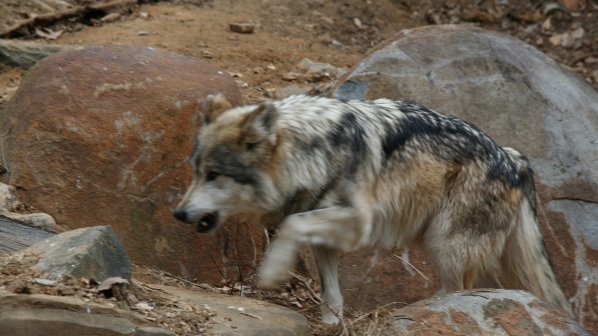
[0,45,264,285]
[229,22,255,34]
[330,24,597,333]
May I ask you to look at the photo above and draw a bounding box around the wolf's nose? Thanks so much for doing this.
[173,209,188,222]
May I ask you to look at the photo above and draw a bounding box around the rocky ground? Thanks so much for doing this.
[0,1,596,335]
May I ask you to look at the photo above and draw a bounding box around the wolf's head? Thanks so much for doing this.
[173,94,282,233]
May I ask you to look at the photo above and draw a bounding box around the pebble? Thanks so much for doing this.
[229,23,255,34]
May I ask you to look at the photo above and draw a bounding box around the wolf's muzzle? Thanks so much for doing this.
[173,209,219,233]
[173,209,190,222]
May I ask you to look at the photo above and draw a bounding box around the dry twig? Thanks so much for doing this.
[0,0,138,38]
[393,253,430,283]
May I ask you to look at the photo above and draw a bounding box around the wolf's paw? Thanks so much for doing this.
[257,263,289,289]
[321,312,342,325]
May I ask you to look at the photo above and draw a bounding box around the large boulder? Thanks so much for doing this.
[383,289,589,335]
[0,45,261,284]
[0,290,175,336]
[330,24,597,332]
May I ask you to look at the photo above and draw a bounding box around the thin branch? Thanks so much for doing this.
[0,0,138,38]
[393,253,430,283]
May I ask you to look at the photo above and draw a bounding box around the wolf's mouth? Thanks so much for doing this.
[197,212,218,233]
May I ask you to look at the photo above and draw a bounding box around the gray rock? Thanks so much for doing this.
[25,225,131,281]
[0,182,17,211]
[0,215,55,252]
[274,84,312,99]
[3,212,57,231]
[0,39,75,69]
[0,290,165,336]
[156,285,309,336]
[382,289,589,336]
[297,58,347,77]
[330,24,597,332]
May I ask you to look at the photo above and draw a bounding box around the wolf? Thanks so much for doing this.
[173,93,572,323]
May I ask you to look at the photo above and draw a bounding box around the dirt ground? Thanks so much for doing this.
[0,0,597,335]
[0,252,217,335]
[1,0,597,107]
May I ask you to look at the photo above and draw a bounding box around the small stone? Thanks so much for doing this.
[201,50,213,59]
[297,58,347,77]
[229,23,255,34]
[549,33,563,46]
[59,286,76,296]
[234,79,249,88]
[561,33,575,48]
[266,64,277,71]
[134,301,154,312]
[33,278,57,286]
[571,27,584,40]
[0,182,17,211]
[137,31,149,36]
[330,39,343,47]
[282,72,301,81]
[3,212,57,231]
[353,17,363,29]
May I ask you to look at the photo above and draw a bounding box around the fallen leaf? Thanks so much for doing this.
[34,27,63,40]
[559,0,586,11]
[33,278,57,286]
[97,276,129,292]
[100,12,121,23]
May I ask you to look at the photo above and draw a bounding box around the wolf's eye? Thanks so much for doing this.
[206,171,220,182]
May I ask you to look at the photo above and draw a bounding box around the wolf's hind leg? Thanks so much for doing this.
[428,233,507,295]
[313,246,343,324]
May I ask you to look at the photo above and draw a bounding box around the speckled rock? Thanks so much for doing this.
[330,24,597,332]
[384,289,589,336]
[0,45,259,284]
[0,290,175,336]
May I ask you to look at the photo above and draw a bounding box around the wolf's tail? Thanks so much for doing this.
[500,151,573,317]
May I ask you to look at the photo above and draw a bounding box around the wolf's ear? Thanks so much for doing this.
[243,102,278,144]
[200,93,232,125]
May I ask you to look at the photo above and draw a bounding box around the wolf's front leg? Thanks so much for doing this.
[257,203,371,322]
[314,245,343,324]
